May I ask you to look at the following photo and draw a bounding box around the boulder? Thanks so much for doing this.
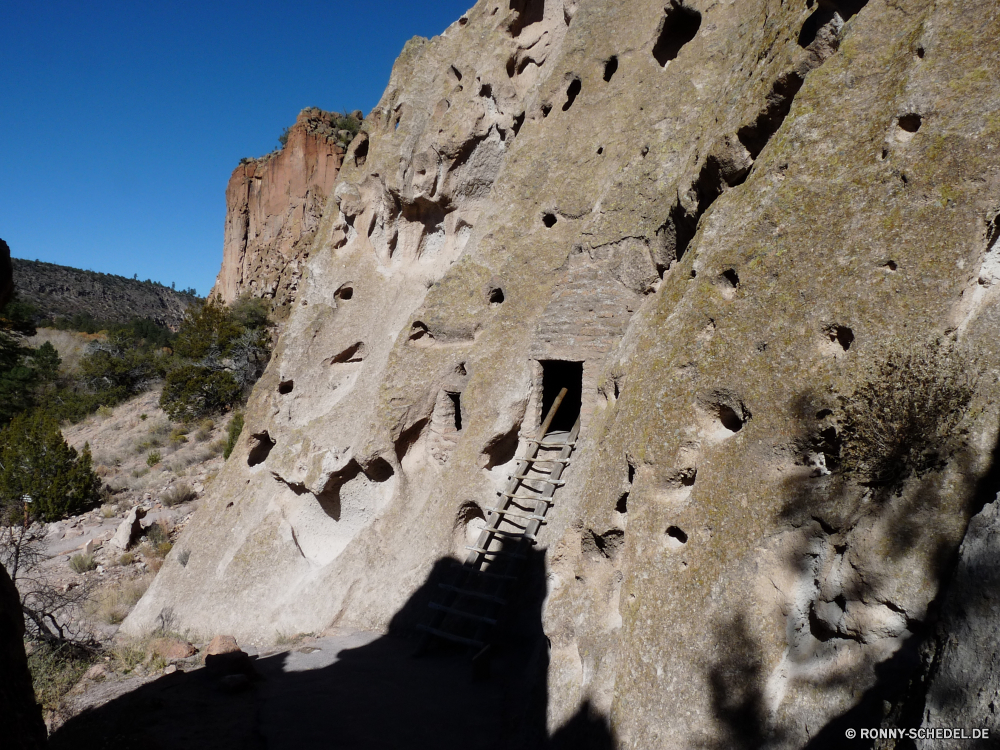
[204,634,254,678]
[204,634,241,657]
[148,637,196,661]
[109,506,146,550]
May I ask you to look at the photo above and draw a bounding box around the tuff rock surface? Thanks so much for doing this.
[125,0,1000,746]
[210,107,347,315]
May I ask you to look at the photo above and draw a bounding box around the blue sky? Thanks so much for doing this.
[0,1,473,296]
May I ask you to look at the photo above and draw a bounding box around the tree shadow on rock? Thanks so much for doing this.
[736,370,1000,748]
[50,544,616,750]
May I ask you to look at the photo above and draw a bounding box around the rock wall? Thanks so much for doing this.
[1,563,47,749]
[210,108,346,316]
[0,238,13,308]
[126,0,1000,746]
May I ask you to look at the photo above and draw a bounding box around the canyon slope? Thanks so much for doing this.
[210,107,349,316]
[12,258,199,328]
[125,0,1000,746]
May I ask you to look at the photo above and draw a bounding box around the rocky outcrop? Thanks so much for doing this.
[12,258,198,328]
[1,564,47,749]
[210,108,349,316]
[0,238,13,308]
[127,0,1000,747]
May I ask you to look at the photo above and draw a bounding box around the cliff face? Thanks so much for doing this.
[1,561,46,748]
[12,258,198,328]
[211,108,346,315]
[0,238,12,308]
[126,0,1000,746]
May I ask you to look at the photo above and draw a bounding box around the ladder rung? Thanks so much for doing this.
[428,602,498,625]
[512,474,564,485]
[502,492,554,503]
[438,584,507,604]
[485,507,546,522]
[416,623,484,648]
[465,545,526,559]
[485,527,536,542]
[521,457,571,464]
[521,437,576,447]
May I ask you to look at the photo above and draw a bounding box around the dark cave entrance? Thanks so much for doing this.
[540,360,583,434]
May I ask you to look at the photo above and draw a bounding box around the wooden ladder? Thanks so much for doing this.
[417,388,581,655]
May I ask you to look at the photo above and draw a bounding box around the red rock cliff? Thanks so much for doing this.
[211,108,351,314]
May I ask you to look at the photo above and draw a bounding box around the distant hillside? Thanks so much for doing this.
[11,258,201,329]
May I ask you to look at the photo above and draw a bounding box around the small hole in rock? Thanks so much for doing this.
[541,103,552,118]
[898,113,922,133]
[627,461,635,484]
[353,136,368,168]
[826,325,854,351]
[604,56,619,82]
[409,322,429,341]
[456,362,467,376]
[459,16,468,25]
[479,83,493,98]
[481,422,520,468]
[335,285,354,301]
[816,409,833,420]
[226,501,233,509]
[509,0,545,36]
[880,147,889,160]
[718,405,744,433]
[449,66,462,83]
[615,492,629,514]
[665,526,688,547]
[721,268,739,288]
[597,146,604,155]
[278,380,294,395]
[330,342,365,363]
[652,3,702,66]
[247,432,275,467]
[542,213,557,228]
[512,112,525,136]
[916,46,925,58]
[448,392,463,431]
[884,260,897,271]
[488,286,505,305]
[562,78,581,111]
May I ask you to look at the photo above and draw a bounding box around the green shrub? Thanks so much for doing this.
[146,522,169,546]
[839,341,978,487]
[160,365,241,421]
[161,483,196,507]
[139,413,148,421]
[0,412,101,521]
[146,450,161,467]
[224,412,244,460]
[69,553,97,573]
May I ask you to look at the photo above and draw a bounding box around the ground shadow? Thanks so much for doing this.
[50,545,616,750]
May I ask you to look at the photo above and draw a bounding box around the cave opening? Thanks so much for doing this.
[540,360,583,433]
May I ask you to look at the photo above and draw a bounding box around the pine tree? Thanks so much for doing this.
[0,411,101,521]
